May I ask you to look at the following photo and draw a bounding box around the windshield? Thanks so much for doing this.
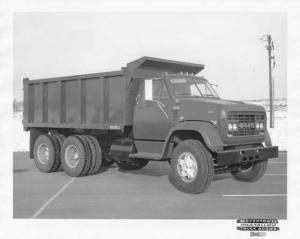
[168,77,219,98]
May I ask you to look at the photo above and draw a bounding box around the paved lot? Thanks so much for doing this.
[13,152,287,219]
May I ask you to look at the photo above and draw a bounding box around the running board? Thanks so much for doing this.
[129,152,163,160]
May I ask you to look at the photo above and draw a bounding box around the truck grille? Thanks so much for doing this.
[227,112,265,136]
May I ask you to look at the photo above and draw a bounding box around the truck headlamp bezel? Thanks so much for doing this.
[259,122,264,129]
[228,122,238,132]
[255,122,260,130]
[232,123,238,131]
[256,121,264,130]
[228,123,233,131]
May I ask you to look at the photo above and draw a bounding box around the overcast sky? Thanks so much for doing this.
[13,12,286,101]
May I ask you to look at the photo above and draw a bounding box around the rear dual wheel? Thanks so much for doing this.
[52,134,66,171]
[61,135,102,177]
[33,133,65,173]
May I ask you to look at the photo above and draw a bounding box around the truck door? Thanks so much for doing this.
[133,78,172,141]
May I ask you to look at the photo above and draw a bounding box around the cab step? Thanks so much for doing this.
[129,152,162,160]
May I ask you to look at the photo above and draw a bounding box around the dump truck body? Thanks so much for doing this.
[23,71,127,131]
[23,57,204,131]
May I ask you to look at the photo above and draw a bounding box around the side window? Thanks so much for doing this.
[144,79,169,102]
[153,80,169,101]
[137,78,170,107]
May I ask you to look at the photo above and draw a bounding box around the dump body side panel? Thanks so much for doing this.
[23,72,126,130]
[108,76,127,125]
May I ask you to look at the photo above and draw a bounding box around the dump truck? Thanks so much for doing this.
[23,56,278,194]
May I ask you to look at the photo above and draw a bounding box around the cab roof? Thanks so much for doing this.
[126,56,205,76]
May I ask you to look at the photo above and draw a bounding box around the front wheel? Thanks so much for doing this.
[230,160,268,182]
[168,140,214,194]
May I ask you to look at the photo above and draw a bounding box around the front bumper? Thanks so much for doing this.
[215,146,278,166]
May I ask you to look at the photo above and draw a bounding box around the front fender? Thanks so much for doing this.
[162,121,224,157]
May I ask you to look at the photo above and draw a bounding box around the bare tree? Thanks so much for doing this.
[13,99,23,113]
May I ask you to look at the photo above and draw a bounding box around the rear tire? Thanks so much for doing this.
[33,134,61,173]
[84,135,103,175]
[61,135,91,177]
[230,160,268,182]
[52,133,66,145]
[51,133,66,171]
[168,140,214,194]
[117,158,149,170]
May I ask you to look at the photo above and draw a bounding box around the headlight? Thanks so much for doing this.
[256,122,264,130]
[228,122,238,132]
[256,122,260,129]
[259,122,264,129]
[232,123,238,131]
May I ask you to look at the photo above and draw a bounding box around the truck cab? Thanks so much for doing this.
[125,59,278,193]
[131,72,275,152]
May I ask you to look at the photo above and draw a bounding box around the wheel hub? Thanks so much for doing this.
[177,152,198,183]
[37,143,50,164]
[65,145,79,168]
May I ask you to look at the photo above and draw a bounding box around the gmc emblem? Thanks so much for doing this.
[238,122,256,129]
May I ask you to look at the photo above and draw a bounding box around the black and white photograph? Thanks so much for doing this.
[1,0,300,238]
[12,11,287,219]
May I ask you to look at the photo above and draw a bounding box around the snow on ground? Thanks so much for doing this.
[244,98,287,151]
[267,111,287,151]
[13,98,287,152]
[13,112,29,152]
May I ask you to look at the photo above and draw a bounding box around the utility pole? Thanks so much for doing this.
[267,35,274,128]
[259,34,275,128]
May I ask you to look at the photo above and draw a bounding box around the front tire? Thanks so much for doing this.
[168,140,214,194]
[230,160,268,182]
